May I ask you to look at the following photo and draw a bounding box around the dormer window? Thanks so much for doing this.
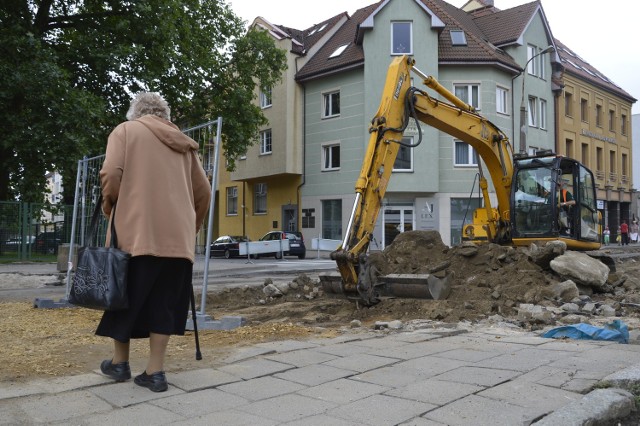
[450,30,467,46]
[329,43,349,58]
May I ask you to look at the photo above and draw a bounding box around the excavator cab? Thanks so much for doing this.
[510,154,601,250]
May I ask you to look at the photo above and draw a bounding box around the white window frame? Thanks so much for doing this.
[539,98,547,130]
[254,183,267,214]
[528,96,538,127]
[454,139,478,167]
[393,137,414,172]
[259,129,272,155]
[322,90,340,118]
[226,186,238,215]
[260,86,272,108]
[454,83,480,110]
[496,86,508,115]
[527,44,547,79]
[391,21,412,55]
[321,142,340,171]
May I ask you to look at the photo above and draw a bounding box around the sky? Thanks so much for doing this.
[229,0,640,115]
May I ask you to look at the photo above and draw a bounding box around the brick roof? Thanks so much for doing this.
[554,39,636,102]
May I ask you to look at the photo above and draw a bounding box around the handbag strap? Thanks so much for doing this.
[88,195,120,248]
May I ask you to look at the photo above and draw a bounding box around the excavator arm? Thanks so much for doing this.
[325,55,514,305]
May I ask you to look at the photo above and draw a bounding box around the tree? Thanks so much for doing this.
[0,0,287,203]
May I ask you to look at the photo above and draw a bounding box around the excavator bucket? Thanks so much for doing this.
[319,272,452,303]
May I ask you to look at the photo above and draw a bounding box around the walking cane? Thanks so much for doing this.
[190,282,202,360]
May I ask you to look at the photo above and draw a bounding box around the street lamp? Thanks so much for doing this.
[519,45,555,154]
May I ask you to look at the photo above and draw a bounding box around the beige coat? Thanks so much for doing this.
[100,115,211,262]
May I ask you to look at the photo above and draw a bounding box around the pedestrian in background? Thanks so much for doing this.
[603,226,610,245]
[617,225,622,245]
[621,220,629,246]
[631,220,639,244]
[96,92,211,392]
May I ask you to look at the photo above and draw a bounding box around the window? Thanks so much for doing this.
[609,150,616,173]
[581,144,589,167]
[226,187,238,215]
[454,140,478,166]
[528,96,538,127]
[302,208,316,229]
[609,109,615,132]
[622,154,628,178]
[564,92,573,116]
[621,114,627,135]
[580,98,588,122]
[565,138,573,158]
[450,30,467,45]
[393,137,413,171]
[260,129,272,154]
[322,91,340,118]
[254,183,267,214]
[260,87,272,108]
[596,147,603,172]
[322,200,342,240]
[527,44,546,78]
[496,86,508,115]
[391,22,412,54]
[596,104,602,127]
[329,44,349,58]
[322,143,340,171]
[454,84,479,109]
[539,99,547,130]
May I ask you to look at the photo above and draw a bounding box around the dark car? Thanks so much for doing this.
[258,231,306,259]
[209,235,250,259]
[34,232,62,255]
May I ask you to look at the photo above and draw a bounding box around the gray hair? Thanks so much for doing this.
[126,92,171,121]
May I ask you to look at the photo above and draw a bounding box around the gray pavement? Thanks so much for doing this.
[2,324,640,425]
[3,247,640,424]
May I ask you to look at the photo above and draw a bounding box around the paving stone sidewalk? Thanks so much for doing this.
[2,324,640,425]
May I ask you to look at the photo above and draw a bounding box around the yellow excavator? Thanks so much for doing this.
[320,55,601,306]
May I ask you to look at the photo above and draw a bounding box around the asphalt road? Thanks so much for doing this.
[0,254,338,303]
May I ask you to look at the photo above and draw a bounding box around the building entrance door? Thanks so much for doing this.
[383,206,414,248]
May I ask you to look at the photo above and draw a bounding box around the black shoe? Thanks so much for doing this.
[134,370,168,392]
[100,359,131,382]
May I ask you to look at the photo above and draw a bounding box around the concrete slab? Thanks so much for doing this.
[17,390,112,423]
[150,388,248,417]
[297,377,390,404]
[322,353,399,373]
[424,394,540,426]
[0,373,109,400]
[82,402,184,425]
[602,363,640,389]
[89,381,184,407]
[281,414,363,426]
[431,366,521,387]
[328,394,436,426]
[478,380,581,411]
[218,376,307,401]
[352,365,434,388]
[274,364,355,386]
[311,342,374,357]
[533,388,635,426]
[169,368,241,391]
[264,348,338,367]
[385,379,485,406]
[475,348,577,372]
[169,408,278,426]
[218,358,293,380]
[428,347,502,363]
[222,346,277,364]
[255,339,319,353]
[237,393,337,423]
[395,355,470,378]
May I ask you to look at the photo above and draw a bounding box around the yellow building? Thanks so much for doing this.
[215,16,346,241]
[555,40,636,229]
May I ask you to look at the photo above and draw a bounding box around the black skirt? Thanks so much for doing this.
[95,256,193,343]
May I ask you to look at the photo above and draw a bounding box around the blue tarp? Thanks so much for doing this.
[541,319,629,344]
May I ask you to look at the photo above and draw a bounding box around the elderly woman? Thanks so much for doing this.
[96,92,210,392]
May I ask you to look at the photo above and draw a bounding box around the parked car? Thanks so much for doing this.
[34,232,61,255]
[258,231,306,259]
[209,235,250,259]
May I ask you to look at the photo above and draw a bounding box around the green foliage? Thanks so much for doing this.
[0,0,287,202]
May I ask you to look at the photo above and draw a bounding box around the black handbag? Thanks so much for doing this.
[69,195,131,311]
